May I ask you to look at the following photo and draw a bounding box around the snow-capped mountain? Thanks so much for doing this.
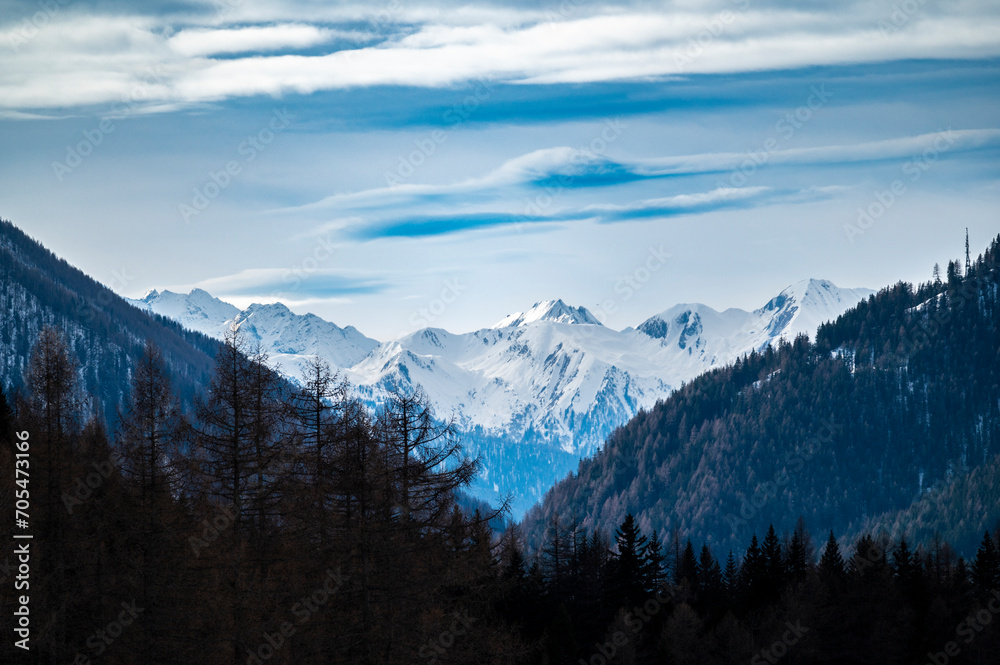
[492,299,604,328]
[350,281,873,456]
[128,280,872,516]
[128,290,379,375]
[634,279,876,378]
[131,288,241,339]
[232,303,379,375]
[347,312,668,453]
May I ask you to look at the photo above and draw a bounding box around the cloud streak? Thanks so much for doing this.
[283,129,1000,237]
[3,2,1000,112]
[167,24,353,57]
[347,186,804,240]
[193,268,388,298]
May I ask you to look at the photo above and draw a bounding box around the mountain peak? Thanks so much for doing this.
[492,299,603,328]
[756,278,875,340]
[242,301,293,317]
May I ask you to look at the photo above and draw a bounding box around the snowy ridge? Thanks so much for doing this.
[131,280,871,452]
[129,280,872,515]
[130,288,240,339]
[492,299,604,328]
[635,279,875,371]
[128,290,380,376]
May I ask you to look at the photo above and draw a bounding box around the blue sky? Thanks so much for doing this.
[1,0,999,339]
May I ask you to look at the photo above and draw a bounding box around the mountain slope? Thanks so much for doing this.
[0,219,221,426]
[349,279,873,513]
[129,291,380,378]
[132,280,872,516]
[521,237,1000,556]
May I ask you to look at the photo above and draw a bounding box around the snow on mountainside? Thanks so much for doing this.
[492,299,604,328]
[347,319,668,453]
[128,290,379,375]
[635,279,875,375]
[129,280,872,516]
[130,288,240,339]
[351,279,873,459]
[232,303,380,376]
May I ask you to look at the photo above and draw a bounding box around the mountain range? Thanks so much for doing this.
[4,215,996,560]
[521,239,1000,557]
[129,278,873,515]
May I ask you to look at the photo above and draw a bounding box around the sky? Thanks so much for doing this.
[1,0,999,340]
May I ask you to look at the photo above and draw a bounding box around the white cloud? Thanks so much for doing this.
[167,24,345,56]
[1,3,999,111]
[278,130,1000,220]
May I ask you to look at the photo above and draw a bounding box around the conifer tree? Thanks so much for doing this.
[23,325,84,663]
[819,530,845,583]
[677,539,700,586]
[722,550,739,599]
[643,529,666,591]
[972,531,1000,591]
[762,524,785,596]
[611,513,648,606]
[117,342,189,665]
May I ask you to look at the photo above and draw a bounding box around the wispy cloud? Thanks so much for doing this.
[3,2,999,112]
[167,24,351,57]
[194,268,388,298]
[348,186,795,240]
[282,129,1000,239]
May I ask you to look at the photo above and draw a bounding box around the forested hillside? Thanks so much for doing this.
[0,218,220,425]
[522,236,1000,557]
[2,220,998,663]
[3,325,1000,665]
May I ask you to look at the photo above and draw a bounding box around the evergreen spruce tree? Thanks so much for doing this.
[677,539,699,586]
[787,527,809,585]
[972,531,1000,591]
[722,550,739,599]
[738,534,765,606]
[818,531,845,584]
[762,523,785,596]
[611,513,648,607]
[643,529,666,592]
